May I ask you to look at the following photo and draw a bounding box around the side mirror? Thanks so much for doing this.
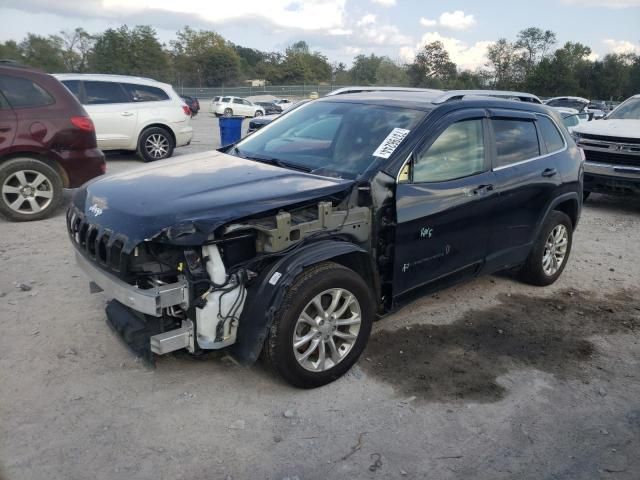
[587,112,594,121]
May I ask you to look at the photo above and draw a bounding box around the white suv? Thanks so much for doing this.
[210,96,264,117]
[54,74,193,162]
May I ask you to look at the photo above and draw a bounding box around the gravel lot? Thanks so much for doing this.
[1,114,639,480]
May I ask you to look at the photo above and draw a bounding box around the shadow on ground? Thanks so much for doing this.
[362,289,639,403]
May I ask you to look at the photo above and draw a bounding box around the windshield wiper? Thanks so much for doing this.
[242,154,313,173]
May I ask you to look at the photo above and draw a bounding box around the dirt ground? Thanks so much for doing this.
[1,114,639,480]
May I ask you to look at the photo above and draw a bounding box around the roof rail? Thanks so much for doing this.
[327,86,443,96]
[434,90,543,104]
[0,59,29,68]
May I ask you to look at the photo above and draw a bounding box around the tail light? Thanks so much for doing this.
[182,105,191,116]
[71,116,95,132]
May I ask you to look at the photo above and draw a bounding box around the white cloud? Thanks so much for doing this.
[360,24,412,46]
[561,0,640,7]
[329,28,353,35]
[357,13,377,26]
[603,38,640,54]
[102,0,347,31]
[438,10,476,31]
[399,32,494,71]
[419,17,437,27]
[587,52,600,61]
[371,0,396,6]
[344,46,362,55]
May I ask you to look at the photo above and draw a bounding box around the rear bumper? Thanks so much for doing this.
[54,147,106,188]
[584,162,640,195]
[174,125,193,148]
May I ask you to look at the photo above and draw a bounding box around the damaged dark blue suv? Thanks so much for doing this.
[68,90,583,388]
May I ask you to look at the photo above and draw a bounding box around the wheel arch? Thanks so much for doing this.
[230,240,376,364]
[138,123,176,147]
[0,152,68,187]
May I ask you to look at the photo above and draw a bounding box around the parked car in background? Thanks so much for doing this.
[70,89,582,388]
[274,98,294,110]
[181,95,200,116]
[545,96,606,120]
[246,100,311,134]
[573,93,640,199]
[210,96,265,117]
[587,101,608,119]
[254,101,282,115]
[54,74,193,162]
[209,96,222,114]
[0,62,105,221]
[556,108,591,133]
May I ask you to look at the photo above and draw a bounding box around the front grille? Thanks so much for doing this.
[581,133,640,145]
[583,149,640,167]
[67,207,127,274]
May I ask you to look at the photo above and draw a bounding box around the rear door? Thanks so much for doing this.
[81,80,138,150]
[486,110,564,269]
[393,109,497,296]
[0,89,17,152]
[232,98,248,116]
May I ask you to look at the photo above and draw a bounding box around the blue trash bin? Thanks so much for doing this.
[219,116,243,147]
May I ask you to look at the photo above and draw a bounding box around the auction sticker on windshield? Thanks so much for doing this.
[372,128,411,159]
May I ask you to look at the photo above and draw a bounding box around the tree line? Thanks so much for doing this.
[1,25,638,100]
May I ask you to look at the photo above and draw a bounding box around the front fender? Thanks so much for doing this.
[230,240,369,364]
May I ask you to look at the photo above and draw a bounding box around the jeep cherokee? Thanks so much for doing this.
[68,90,583,388]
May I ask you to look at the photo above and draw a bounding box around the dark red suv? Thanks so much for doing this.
[0,62,105,221]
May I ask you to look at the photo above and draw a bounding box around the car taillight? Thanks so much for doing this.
[182,105,191,115]
[71,116,95,132]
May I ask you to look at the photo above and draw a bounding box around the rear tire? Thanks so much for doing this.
[137,127,174,162]
[0,157,63,222]
[519,211,573,286]
[263,262,374,388]
[254,110,264,117]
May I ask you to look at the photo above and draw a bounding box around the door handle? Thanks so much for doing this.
[121,112,134,117]
[472,184,494,195]
[542,168,558,177]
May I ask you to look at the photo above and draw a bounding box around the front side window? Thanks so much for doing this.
[233,101,426,179]
[122,83,169,102]
[536,115,565,153]
[413,119,485,183]
[84,81,129,105]
[221,97,230,103]
[0,75,54,108]
[608,98,640,120]
[493,119,540,168]
[233,98,244,104]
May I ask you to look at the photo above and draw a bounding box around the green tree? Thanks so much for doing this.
[60,28,94,72]
[375,58,408,85]
[20,34,66,72]
[407,41,457,88]
[516,27,556,74]
[350,54,384,85]
[170,27,241,87]
[0,40,22,63]
[485,38,522,89]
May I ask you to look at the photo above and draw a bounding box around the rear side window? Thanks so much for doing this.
[0,75,54,108]
[61,80,82,100]
[84,81,129,105]
[414,119,485,183]
[221,97,230,103]
[122,83,169,102]
[492,119,540,168]
[536,116,565,153]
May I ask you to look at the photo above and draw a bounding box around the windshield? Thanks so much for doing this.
[232,101,426,179]
[607,98,640,120]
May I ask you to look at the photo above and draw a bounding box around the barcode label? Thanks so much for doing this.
[372,128,411,159]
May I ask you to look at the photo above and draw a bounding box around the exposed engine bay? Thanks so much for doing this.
[110,200,372,359]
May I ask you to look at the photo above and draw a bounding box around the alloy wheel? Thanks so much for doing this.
[292,288,362,372]
[542,224,569,276]
[145,133,170,159]
[1,170,54,215]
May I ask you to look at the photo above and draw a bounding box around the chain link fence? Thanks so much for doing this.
[175,84,350,100]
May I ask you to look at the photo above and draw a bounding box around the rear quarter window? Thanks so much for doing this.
[493,119,540,168]
[122,83,169,102]
[536,115,565,153]
[0,74,55,108]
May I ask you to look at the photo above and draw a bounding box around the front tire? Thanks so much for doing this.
[137,127,174,162]
[223,108,233,117]
[263,262,374,388]
[519,211,573,286]
[0,157,63,222]
[254,110,263,117]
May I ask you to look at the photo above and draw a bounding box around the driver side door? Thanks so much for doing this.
[393,109,497,297]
